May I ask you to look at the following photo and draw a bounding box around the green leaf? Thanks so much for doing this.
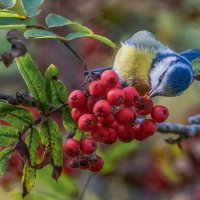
[45,64,68,106]
[21,0,44,18]
[0,9,26,19]
[62,109,76,132]
[0,17,37,29]
[90,34,117,49]
[15,53,49,113]
[26,128,39,166]
[22,164,36,197]
[24,29,65,40]
[40,119,63,179]
[0,147,13,176]
[0,125,19,146]
[0,102,33,129]
[66,32,117,49]
[62,109,83,140]
[0,0,16,8]
[46,13,93,34]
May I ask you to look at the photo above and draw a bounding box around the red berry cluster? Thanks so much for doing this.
[63,138,103,172]
[64,70,169,172]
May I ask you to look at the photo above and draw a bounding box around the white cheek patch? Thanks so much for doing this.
[149,55,178,89]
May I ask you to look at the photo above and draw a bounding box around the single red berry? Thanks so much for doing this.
[89,155,104,172]
[89,80,106,96]
[68,90,86,108]
[71,107,88,122]
[78,114,97,131]
[111,120,119,129]
[63,139,80,157]
[101,70,119,89]
[115,81,123,89]
[123,86,139,106]
[104,128,118,144]
[91,125,110,142]
[98,114,115,126]
[93,100,112,117]
[80,137,97,154]
[116,107,136,126]
[117,125,134,143]
[134,97,153,115]
[151,105,169,123]
[86,95,99,113]
[132,124,147,141]
[107,88,125,106]
[140,119,157,137]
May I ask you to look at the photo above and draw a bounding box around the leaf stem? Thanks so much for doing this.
[78,173,94,200]
[26,25,89,71]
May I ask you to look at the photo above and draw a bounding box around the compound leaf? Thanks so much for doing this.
[0,0,16,8]
[0,102,33,129]
[0,9,25,18]
[26,128,39,166]
[16,53,49,113]
[45,64,68,106]
[21,0,44,18]
[24,29,64,40]
[46,13,93,34]
[0,125,19,146]
[66,32,117,49]
[0,147,13,176]
[22,164,36,197]
[40,119,62,180]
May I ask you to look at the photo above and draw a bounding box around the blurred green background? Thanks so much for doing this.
[1,0,200,200]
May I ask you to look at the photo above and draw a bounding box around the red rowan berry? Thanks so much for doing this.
[134,97,153,115]
[104,128,118,144]
[78,114,97,131]
[111,120,119,129]
[101,70,119,89]
[89,80,106,96]
[116,107,136,126]
[132,124,147,141]
[93,100,112,117]
[68,90,86,108]
[151,105,169,123]
[80,137,97,154]
[89,155,104,172]
[71,107,88,122]
[117,125,134,143]
[115,81,123,89]
[98,114,115,126]
[86,95,99,113]
[63,139,80,157]
[123,86,139,106]
[107,88,125,106]
[140,119,157,136]
[91,125,110,142]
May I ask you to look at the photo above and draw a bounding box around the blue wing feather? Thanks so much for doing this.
[180,49,200,62]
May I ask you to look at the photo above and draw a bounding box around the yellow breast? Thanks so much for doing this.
[113,44,156,95]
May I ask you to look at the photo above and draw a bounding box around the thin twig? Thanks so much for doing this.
[188,114,200,124]
[136,118,200,137]
[157,122,200,137]
[61,40,89,71]
[0,91,35,106]
[78,174,94,200]
[25,25,89,71]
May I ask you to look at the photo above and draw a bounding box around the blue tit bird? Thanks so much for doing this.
[113,30,200,97]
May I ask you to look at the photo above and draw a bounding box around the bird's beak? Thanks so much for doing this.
[149,89,158,98]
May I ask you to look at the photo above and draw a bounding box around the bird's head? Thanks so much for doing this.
[149,51,194,97]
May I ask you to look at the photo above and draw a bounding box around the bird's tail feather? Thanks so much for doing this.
[180,49,200,80]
